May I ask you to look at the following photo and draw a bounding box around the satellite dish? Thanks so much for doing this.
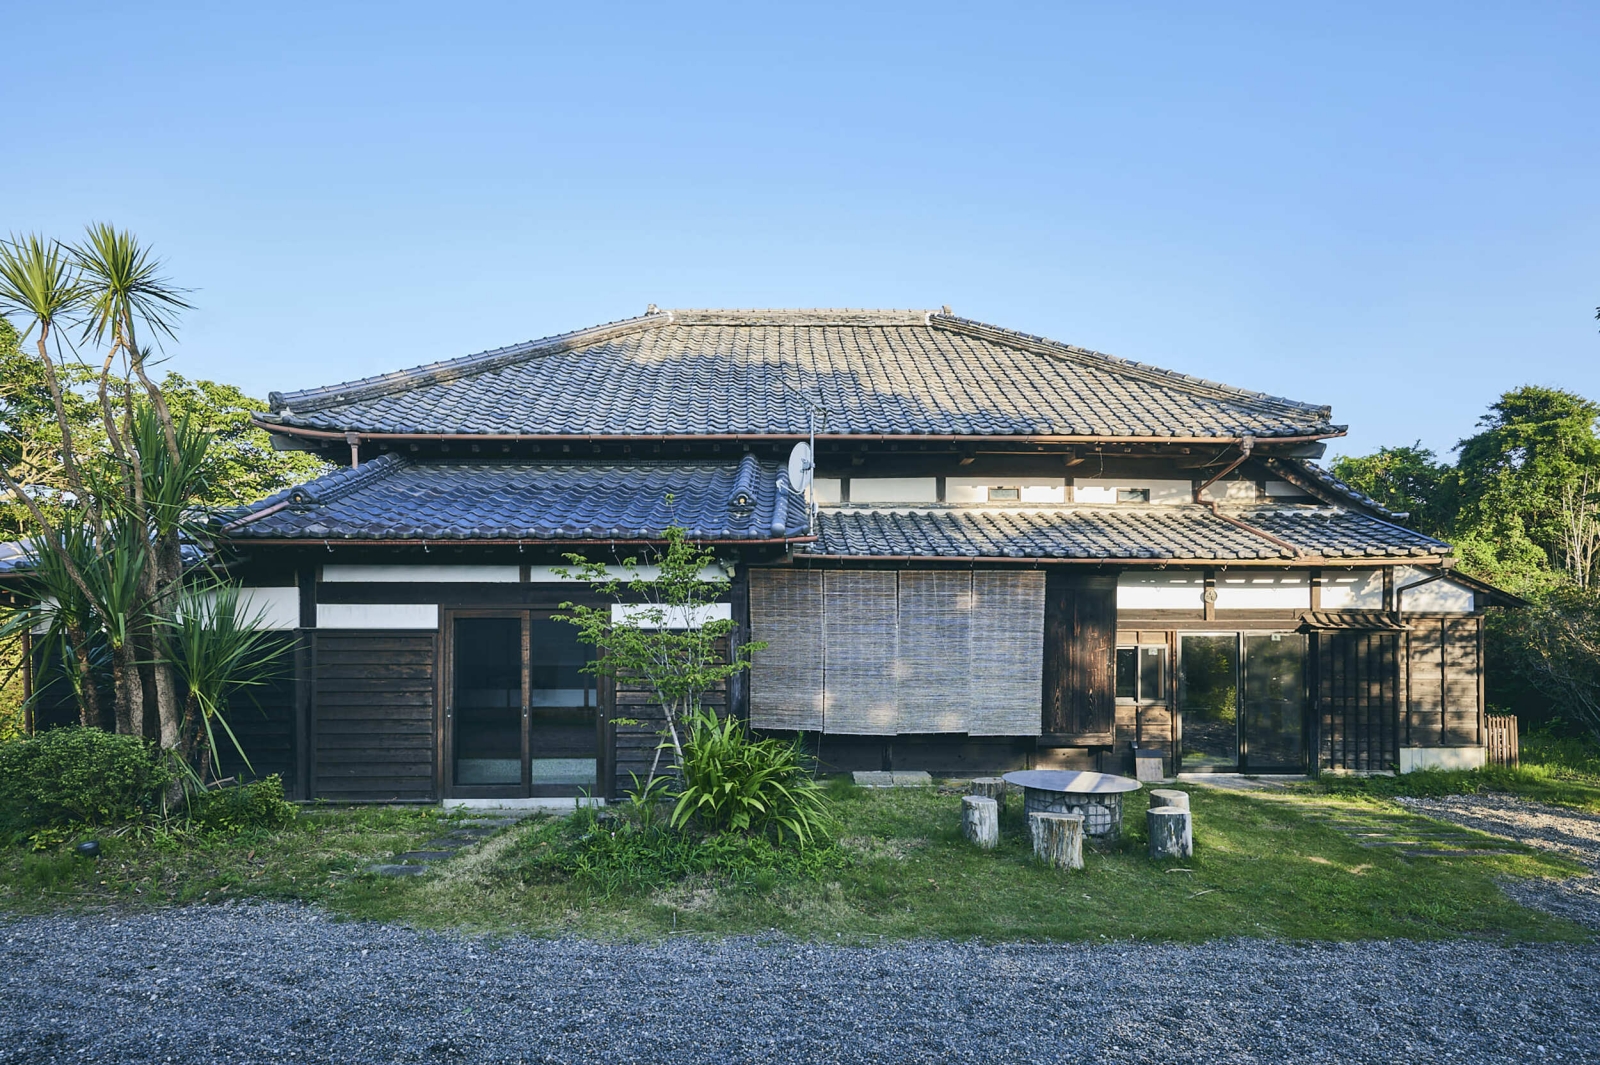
[787,441,813,495]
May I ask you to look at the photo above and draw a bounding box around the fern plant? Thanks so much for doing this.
[670,708,833,843]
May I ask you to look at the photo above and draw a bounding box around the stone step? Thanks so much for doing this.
[367,864,430,877]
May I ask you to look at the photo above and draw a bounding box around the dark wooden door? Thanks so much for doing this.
[1313,630,1401,772]
[1041,572,1117,742]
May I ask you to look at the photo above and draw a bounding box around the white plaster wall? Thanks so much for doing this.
[611,603,732,629]
[322,564,520,583]
[1198,479,1259,502]
[317,603,439,629]
[848,478,939,503]
[228,586,300,630]
[1074,479,1193,504]
[946,478,1067,504]
[1264,480,1306,498]
[1319,569,1384,609]
[1400,747,1486,772]
[1214,570,1311,609]
[1117,571,1207,610]
[1396,566,1475,613]
[812,478,842,504]
[528,564,725,582]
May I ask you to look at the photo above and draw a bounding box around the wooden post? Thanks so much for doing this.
[962,795,999,849]
[968,777,1006,813]
[1148,789,1190,811]
[1147,807,1193,859]
[1029,811,1085,870]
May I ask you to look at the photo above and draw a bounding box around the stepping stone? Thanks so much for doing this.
[1403,849,1517,858]
[392,850,456,862]
[852,771,933,788]
[367,864,430,877]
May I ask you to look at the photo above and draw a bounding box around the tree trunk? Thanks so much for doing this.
[64,622,104,728]
[968,777,1007,813]
[961,795,999,849]
[1029,811,1085,870]
[1149,789,1190,811]
[152,530,184,750]
[111,642,142,736]
[1147,808,1193,859]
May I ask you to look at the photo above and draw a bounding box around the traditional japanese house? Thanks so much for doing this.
[177,308,1509,800]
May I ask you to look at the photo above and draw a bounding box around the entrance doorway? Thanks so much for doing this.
[1178,632,1306,772]
[446,611,601,797]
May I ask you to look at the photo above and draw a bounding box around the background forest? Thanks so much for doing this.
[1332,385,1600,738]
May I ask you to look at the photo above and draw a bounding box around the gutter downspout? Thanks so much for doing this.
[1190,435,1303,557]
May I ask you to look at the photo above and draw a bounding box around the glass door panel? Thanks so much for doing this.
[1242,633,1305,770]
[453,617,523,786]
[1180,635,1239,770]
[528,618,597,789]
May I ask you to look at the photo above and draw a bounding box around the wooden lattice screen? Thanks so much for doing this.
[1485,714,1519,767]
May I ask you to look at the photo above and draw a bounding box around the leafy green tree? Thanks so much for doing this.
[1330,443,1457,537]
[556,526,764,788]
[1456,386,1600,589]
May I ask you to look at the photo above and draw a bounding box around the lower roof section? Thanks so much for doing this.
[213,455,1448,563]
[218,453,809,542]
[803,504,1447,562]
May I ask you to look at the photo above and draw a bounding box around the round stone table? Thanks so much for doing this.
[1002,770,1144,840]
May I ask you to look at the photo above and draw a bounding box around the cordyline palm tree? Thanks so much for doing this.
[73,224,193,747]
[165,583,285,787]
[0,235,92,521]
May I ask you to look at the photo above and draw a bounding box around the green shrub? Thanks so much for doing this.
[513,807,847,898]
[0,727,171,834]
[671,708,834,842]
[185,775,296,834]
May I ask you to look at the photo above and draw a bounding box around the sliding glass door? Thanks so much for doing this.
[447,611,599,797]
[1179,632,1306,772]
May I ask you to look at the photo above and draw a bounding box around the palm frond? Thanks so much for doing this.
[0,233,83,335]
[72,223,191,347]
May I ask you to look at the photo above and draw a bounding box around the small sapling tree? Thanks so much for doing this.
[556,525,764,789]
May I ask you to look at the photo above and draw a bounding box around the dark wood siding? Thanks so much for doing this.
[609,637,728,800]
[1314,630,1400,772]
[1041,572,1116,741]
[1403,617,1484,748]
[216,636,297,786]
[311,630,437,801]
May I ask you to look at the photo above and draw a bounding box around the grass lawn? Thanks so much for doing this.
[1305,731,1600,811]
[2,783,1587,945]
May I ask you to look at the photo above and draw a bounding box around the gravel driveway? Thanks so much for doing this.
[4,901,1598,1064]
[1399,793,1600,930]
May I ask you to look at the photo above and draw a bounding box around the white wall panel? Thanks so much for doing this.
[317,603,439,629]
[1319,569,1384,609]
[1075,479,1193,504]
[1396,566,1475,613]
[322,565,520,583]
[848,478,939,503]
[1117,572,1206,610]
[1214,570,1311,609]
[610,603,732,629]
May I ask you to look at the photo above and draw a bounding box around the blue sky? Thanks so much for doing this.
[4,1,1596,460]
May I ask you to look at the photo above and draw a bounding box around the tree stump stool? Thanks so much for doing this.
[962,795,999,849]
[1147,807,1193,859]
[1149,789,1190,811]
[968,777,1007,814]
[1029,811,1085,870]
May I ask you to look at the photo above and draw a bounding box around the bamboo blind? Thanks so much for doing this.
[822,570,900,734]
[747,569,825,730]
[896,571,976,733]
[749,568,1045,736]
[968,571,1046,735]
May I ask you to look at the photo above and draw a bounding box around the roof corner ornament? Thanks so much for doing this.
[646,304,658,315]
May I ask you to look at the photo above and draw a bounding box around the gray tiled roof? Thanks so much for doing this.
[219,454,809,541]
[260,309,1342,440]
[1262,458,1408,521]
[804,504,1447,561]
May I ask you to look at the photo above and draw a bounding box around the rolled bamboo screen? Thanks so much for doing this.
[750,569,1044,736]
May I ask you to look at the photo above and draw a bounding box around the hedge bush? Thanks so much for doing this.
[0,727,172,833]
[185,774,296,833]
